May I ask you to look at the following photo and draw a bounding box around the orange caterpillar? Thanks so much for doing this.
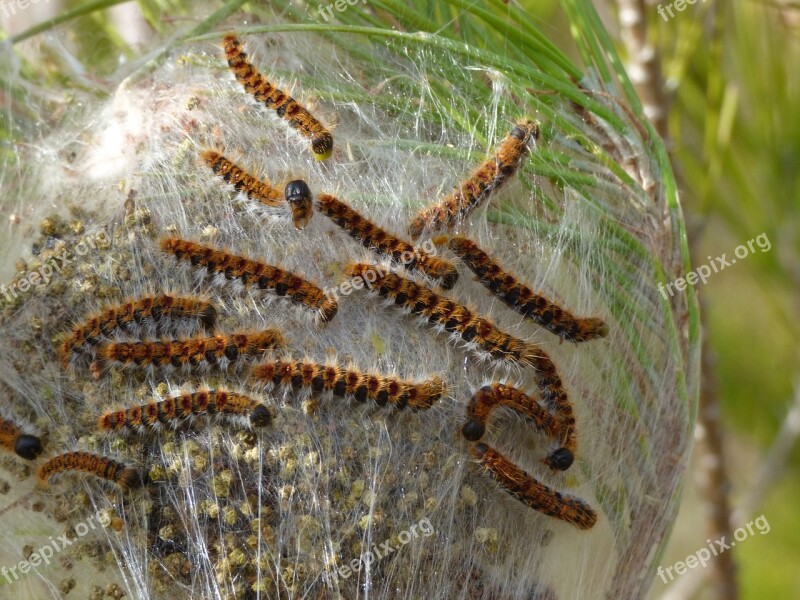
[250,359,445,410]
[408,120,539,238]
[470,443,596,530]
[0,416,43,460]
[99,390,272,431]
[60,295,217,365]
[316,193,459,289]
[97,330,284,369]
[284,180,314,230]
[38,451,141,490]
[160,238,337,323]
[441,236,608,342]
[222,33,334,161]
[344,263,540,366]
[201,150,283,207]
[463,384,573,471]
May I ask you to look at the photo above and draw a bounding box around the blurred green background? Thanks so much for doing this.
[1,1,797,598]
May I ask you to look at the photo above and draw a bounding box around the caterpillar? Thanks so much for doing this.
[316,193,459,289]
[60,295,217,365]
[285,179,313,230]
[38,451,142,490]
[463,384,573,471]
[97,330,285,370]
[98,390,273,431]
[439,236,608,342]
[408,120,539,238]
[470,443,596,530]
[222,33,334,161]
[201,150,283,208]
[249,359,445,410]
[159,238,338,323]
[0,416,43,460]
[343,263,540,366]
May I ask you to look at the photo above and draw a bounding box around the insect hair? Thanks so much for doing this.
[249,358,445,410]
[98,389,273,432]
[470,443,596,530]
[463,383,573,471]
[222,33,334,161]
[201,149,284,208]
[159,237,338,323]
[344,263,540,366]
[60,294,217,366]
[441,236,609,342]
[38,451,142,490]
[408,120,539,238]
[96,330,285,371]
[316,193,459,289]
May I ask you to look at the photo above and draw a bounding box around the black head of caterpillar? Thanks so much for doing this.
[0,416,43,460]
[285,180,313,230]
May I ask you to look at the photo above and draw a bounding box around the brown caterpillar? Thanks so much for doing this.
[38,451,142,490]
[316,193,458,289]
[201,150,283,207]
[159,238,337,323]
[440,236,608,342]
[463,384,573,471]
[97,330,284,370]
[344,263,539,365]
[0,416,43,460]
[249,359,445,410]
[470,443,596,530]
[60,295,217,365]
[408,120,539,237]
[222,33,334,161]
[285,179,314,230]
[98,390,272,431]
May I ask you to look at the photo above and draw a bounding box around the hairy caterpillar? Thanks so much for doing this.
[470,443,596,530]
[463,383,573,471]
[98,389,273,431]
[249,358,445,410]
[408,120,539,238]
[222,33,334,161]
[201,149,283,208]
[159,237,338,323]
[38,451,142,490]
[343,263,539,366]
[60,295,217,365]
[96,330,285,370]
[316,193,458,289]
[440,236,609,342]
